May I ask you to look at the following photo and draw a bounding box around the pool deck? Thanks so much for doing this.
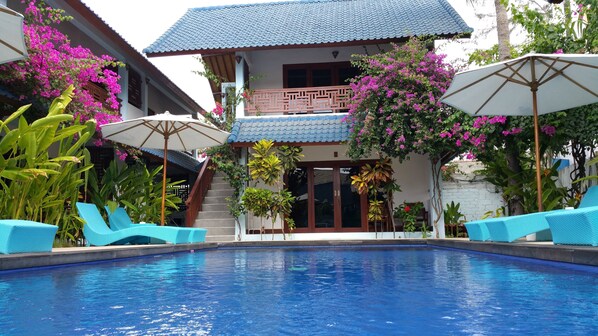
[1,239,597,271]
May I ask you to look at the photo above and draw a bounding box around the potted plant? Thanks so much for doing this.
[443,201,466,237]
[394,202,424,238]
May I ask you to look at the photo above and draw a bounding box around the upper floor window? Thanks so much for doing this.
[128,68,142,108]
[283,62,359,88]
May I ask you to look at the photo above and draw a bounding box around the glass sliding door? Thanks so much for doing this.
[339,167,363,229]
[287,163,367,233]
[287,167,309,229]
[313,167,335,229]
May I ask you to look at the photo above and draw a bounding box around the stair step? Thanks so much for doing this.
[194,218,236,228]
[211,176,227,183]
[197,211,233,220]
[207,189,234,197]
[211,182,233,190]
[203,203,228,212]
[205,235,235,242]
[203,196,229,204]
[204,226,235,236]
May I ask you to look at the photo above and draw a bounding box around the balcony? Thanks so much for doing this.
[244,85,351,116]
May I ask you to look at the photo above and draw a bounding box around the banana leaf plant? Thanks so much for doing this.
[0,86,95,245]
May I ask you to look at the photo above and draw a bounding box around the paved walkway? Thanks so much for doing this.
[1,239,596,271]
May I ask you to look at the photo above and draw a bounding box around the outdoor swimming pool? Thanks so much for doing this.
[0,246,596,335]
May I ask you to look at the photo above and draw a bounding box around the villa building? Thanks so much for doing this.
[146,0,472,240]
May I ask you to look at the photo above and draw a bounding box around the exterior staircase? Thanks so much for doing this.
[192,172,236,242]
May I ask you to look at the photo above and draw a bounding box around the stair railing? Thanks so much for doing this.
[185,157,215,227]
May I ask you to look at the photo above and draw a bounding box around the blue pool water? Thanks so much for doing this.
[1,246,597,335]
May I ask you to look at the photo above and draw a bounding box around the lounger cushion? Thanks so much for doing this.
[0,220,57,254]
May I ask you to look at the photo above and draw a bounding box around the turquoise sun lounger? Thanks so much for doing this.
[76,202,189,246]
[0,220,58,254]
[465,186,598,243]
[544,187,598,246]
[106,206,207,243]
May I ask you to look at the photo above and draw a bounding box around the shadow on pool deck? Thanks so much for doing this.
[0,239,597,271]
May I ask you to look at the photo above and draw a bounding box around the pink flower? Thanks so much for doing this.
[541,125,556,137]
[211,102,224,117]
[554,49,564,54]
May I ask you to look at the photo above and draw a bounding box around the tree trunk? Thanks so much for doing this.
[494,0,525,215]
[505,139,525,215]
[494,0,511,61]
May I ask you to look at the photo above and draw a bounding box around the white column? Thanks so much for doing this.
[119,66,129,119]
[429,159,445,238]
[235,52,245,119]
[237,147,248,241]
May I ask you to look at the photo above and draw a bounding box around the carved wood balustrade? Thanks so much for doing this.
[244,85,351,115]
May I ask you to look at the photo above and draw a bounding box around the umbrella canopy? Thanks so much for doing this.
[0,4,28,64]
[441,53,598,211]
[101,111,230,225]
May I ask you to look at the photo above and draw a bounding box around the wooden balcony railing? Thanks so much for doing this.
[185,157,215,227]
[245,85,351,115]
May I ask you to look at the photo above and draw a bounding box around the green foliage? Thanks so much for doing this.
[241,187,273,233]
[87,160,182,224]
[278,145,304,171]
[394,202,424,237]
[479,152,567,213]
[351,158,400,227]
[207,144,247,198]
[443,201,465,225]
[482,207,505,219]
[248,139,281,185]
[244,140,303,238]
[0,86,95,245]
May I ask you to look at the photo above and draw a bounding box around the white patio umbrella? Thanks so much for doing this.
[0,4,28,64]
[441,53,598,211]
[100,111,230,225]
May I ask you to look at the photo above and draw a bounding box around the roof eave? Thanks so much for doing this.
[146,33,469,58]
[230,141,345,148]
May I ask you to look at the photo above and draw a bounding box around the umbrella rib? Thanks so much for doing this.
[502,61,531,86]
[441,68,508,100]
[0,39,26,56]
[535,57,564,84]
[442,59,529,100]
[473,61,528,115]
[535,59,598,97]
[473,77,511,115]
[187,124,227,144]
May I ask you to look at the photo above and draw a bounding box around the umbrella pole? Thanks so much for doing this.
[161,135,169,226]
[532,89,543,212]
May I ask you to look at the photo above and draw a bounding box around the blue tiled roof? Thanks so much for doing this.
[145,0,472,55]
[141,148,203,172]
[228,114,349,144]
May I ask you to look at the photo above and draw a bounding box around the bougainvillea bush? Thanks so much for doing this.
[0,0,121,129]
[345,39,464,161]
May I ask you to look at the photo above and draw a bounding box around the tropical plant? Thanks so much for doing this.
[443,201,466,237]
[241,187,273,239]
[0,86,95,245]
[394,202,424,238]
[88,160,183,224]
[242,139,302,239]
[351,158,400,234]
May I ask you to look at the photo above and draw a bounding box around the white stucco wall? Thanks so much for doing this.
[246,44,392,90]
[442,181,505,222]
[441,161,506,222]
